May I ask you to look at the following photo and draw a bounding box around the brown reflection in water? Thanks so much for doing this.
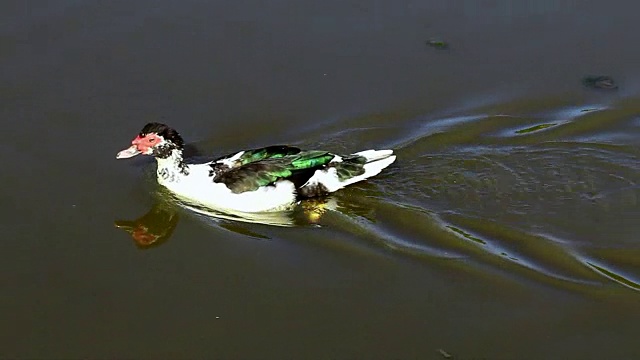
[115,204,179,249]
[114,196,339,249]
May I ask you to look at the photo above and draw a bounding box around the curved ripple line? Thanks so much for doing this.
[346,214,467,260]
[443,224,600,286]
[579,258,640,292]
[389,114,488,149]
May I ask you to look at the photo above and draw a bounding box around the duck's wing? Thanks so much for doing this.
[212,145,302,169]
[211,150,335,194]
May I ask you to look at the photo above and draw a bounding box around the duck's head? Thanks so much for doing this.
[116,123,185,159]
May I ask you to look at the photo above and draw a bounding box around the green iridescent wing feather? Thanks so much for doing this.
[213,145,302,168]
[213,150,336,193]
[238,145,302,164]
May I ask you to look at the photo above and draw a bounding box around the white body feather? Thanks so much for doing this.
[302,150,396,191]
[155,149,395,213]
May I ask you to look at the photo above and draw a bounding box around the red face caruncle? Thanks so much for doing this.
[116,133,163,159]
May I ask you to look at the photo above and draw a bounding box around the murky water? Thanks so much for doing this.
[2,1,639,359]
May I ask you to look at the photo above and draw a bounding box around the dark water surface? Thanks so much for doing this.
[2,1,639,359]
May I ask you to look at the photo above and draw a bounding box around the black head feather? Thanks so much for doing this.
[139,122,185,150]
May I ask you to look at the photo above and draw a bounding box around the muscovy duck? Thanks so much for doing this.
[116,123,396,212]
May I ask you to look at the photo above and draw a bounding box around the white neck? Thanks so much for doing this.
[156,149,189,184]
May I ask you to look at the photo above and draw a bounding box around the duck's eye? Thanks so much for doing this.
[149,138,156,143]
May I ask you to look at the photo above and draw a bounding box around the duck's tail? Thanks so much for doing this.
[337,149,396,187]
[298,149,396,197]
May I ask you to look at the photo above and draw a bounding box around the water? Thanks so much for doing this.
[2,1,639,358]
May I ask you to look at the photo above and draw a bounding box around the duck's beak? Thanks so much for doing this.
[116,145,141,159]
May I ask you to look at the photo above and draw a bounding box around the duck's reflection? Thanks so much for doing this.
[114,195,338,249]
[114,203,179,249]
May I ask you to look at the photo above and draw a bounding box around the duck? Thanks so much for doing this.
[116,123,396,213]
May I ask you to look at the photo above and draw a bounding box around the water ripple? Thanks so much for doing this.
[313,95,640,295]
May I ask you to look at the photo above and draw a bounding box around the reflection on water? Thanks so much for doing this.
[114,190,339,247]
[115,203,179,249]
